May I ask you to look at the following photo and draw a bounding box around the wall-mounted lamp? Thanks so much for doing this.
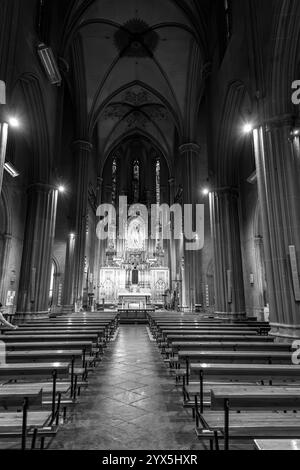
[243,123,254,134]
[4,161,20,178]
[202,188,210,196]
[37,43,62,86]
[8,117,20,128]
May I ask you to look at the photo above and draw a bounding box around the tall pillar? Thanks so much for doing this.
[179,143,201,310]
[62,233,76,310]
[16,183,58,321]
[254,235,267,321]
[94,177,103,303]
[209,188,246,319]
[72,140,93,306]
[253,119,300,338]
[0,81,8,196]
[0,233,12,304]
[168,177,177,288]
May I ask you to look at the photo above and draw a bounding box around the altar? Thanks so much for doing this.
[97,214,170,310]
[118,288,151,309]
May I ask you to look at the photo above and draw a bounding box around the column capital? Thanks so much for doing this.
[27,182,58,194]
[256,114,299,132]
[96,177,103,189]
[210,186,239,197]
[179,143,200,155]
[72,140,93,153]
[254,235,264,246]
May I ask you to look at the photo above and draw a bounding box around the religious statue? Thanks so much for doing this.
[128,219,144,250]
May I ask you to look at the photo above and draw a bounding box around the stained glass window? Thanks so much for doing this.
[156,158,161,206]
[133,160,140,202]
[224,0,232,43]
[112,157,117,205]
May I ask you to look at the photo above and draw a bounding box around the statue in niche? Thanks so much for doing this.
[127,218,145,251]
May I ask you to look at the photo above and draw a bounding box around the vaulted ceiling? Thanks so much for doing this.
[62,0,210,164]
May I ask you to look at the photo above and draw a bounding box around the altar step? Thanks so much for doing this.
[118,309,153,324]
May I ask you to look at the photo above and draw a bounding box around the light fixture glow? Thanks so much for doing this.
[292,128,300,136]
[202,188,210,196]
[4,162,20,178]
[58,185,65,193]
[8,117,20,128]
[243,123,253,134]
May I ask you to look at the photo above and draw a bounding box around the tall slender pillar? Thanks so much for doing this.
[254,235,267,321]
[16,183,58,320]
[179,143,201,309]
[0,81,8,195]
[168,177,177,288]
[62,233,76,310]
[72,140,93,305]
[0,233,12,304]
[94,177,103,303]
[253,119,300,338]
[209,188,246,319]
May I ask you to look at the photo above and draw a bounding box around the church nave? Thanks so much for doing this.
[48,325,201,451]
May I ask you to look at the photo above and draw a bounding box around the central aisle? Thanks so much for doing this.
[51,325,202,450]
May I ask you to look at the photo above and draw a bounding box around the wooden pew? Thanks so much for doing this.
[159,328,258,335]
[6,350,83,363]
[0,388,57,450]
[254,439,300,450]
[5,341,93,352]
[179,350,293,384]
[165,335,274,343]
[4,328,105,335]
[0,334,100,344]
[195,385,300,450]
[189,363,300,415]
[0,362,70,380]
[6,349,99,369]
[171,342,290,353]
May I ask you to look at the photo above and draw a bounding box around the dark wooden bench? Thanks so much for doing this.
[179,350,293,384]
[189,363,300,416]
[195,385,300,450]
[254,439,300,450]
[0,388,58,450]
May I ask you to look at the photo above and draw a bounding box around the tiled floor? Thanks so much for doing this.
[50,325,206,450]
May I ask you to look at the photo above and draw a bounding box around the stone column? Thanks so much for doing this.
[62,233,76,311]
[72,140,93,305]
[16,183,58,321]
[254,235,266,321]
[253,118,300,338]
[168,177,177,289]
[94,177,103,303]
[0,233,12,304]
[209,188,246,319]
[179,143,201,310]
[0,114,8,198]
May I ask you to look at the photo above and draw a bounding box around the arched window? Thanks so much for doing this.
[112,157,117,205]
[49,261,56,307]
[133,160,140,203]
[224,0,232,43]
[156,158,161,206]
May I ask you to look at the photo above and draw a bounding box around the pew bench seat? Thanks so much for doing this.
[254,439,300,450]
[196,411,300,442]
